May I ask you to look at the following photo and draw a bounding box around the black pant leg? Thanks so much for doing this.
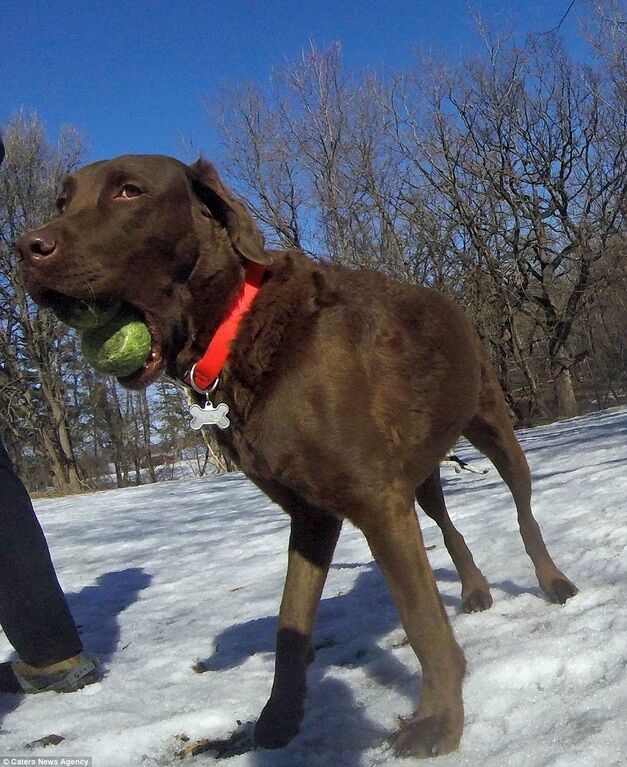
[0,438,82,666]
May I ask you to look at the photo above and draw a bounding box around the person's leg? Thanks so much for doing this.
[0,142,94,691]
[0,438,98,693]
[0,449,98,691]
[0,438,82,667]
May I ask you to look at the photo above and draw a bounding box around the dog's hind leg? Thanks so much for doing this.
[361,489,466,758]
[253,497,342,750]
[463,387,578,604]
[416,469,493,613]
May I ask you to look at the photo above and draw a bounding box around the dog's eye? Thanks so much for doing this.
[56,196,67,214]
[118,184,143,199]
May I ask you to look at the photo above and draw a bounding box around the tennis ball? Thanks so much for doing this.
[53,297,121,330]
[81,309,151,377]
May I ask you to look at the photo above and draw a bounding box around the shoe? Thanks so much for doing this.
[2,652,99,694]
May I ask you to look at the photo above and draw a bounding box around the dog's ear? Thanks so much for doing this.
[188,158,271,266]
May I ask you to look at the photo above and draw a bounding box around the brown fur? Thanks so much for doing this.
[16,155,577,758]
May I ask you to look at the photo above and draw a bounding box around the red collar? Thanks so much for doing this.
[186,262,266,392]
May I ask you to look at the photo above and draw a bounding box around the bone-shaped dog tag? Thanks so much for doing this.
[189,401,230,430]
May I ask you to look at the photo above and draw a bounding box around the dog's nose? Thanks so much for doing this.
[15,232,57,261]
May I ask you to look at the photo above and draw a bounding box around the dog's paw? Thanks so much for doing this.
[175,722,255,759]
[254,697,303,750]
[389,712,462,759]
[462,587,493,613]
[545,577,578,604]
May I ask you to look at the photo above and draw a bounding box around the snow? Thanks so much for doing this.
[1,408,626,767]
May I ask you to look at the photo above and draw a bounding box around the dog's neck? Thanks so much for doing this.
[184,261,266,392]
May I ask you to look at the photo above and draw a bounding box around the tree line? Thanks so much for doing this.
[1,3,624,494]
[215,8,625,424]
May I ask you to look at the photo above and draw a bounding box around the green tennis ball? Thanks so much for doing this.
[81,310,151,377]
[53,298,121,330]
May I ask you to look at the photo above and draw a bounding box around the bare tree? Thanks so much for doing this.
[215,14,625,421]
[388,29,625,416]
[0,112,85,491]
[216,45,419,277]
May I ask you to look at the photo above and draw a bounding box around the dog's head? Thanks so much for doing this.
[16,155,270,388]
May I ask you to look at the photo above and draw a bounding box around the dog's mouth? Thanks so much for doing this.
[41,290,166,389]
[117,307,165,390]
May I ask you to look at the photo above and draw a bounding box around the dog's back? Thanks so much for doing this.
[223,250,483,483]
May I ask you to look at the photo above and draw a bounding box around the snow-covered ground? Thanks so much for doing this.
[1,408,626,767]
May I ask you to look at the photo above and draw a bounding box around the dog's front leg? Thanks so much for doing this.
[361,495,466,758]
[254,509,342,749]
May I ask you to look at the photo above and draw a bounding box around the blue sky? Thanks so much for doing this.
[2,1,588,164]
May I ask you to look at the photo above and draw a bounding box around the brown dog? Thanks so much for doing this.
[17,155,577,758]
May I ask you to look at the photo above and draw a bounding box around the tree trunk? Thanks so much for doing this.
[47,392,82,492]
[552,365,579,419]
[139,390,157,482]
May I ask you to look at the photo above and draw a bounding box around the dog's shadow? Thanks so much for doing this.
[0,567,151,727]
[199,558,543,762]
[432,566,543,600]
[203,564,437,677]
[198,564,465,763]
[203,561,539,675]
